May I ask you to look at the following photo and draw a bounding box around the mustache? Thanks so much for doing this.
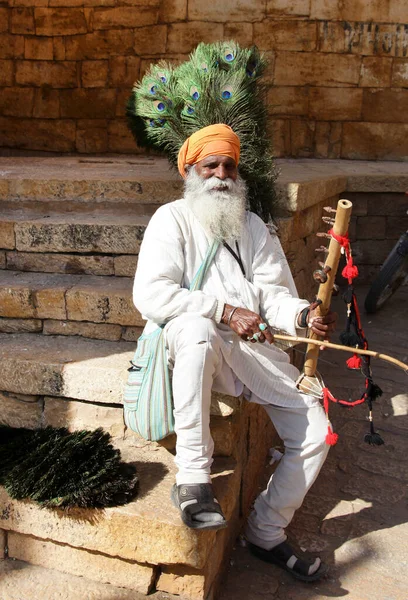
[200,176,235,193]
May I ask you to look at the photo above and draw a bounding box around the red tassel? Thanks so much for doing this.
[342,263,359,280]
[347,354,362,369]
[326,426,339,446]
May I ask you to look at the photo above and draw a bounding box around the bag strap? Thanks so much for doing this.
[189,240,220,292]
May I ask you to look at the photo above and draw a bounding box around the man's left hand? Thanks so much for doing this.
[307,301,337,341]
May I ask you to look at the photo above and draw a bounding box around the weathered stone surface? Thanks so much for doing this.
[34,7,87,36]
[0,271,69,320]
[274,52,361,86]
[24,35,53,59]
[342,122,408,160]
[268,86,308,116]
[0,8,7,32]
[311,1,406,23]
[76,119,109,153]
[66,276,141,326]
[267,0,310,16]
[314,121,342,158]
[167,22,224,54]
[15,60,77,88]
[209,391,242,418]
[254,19,316,51]
[360,56,392,87]
[0,530,4,559]
[44,397,125,438]
[114,255,138,277]
[134,25,167,55]
[43,319,122,341]
[32,88,60,120]
[8,533,155,592]
[65,30,134,59]
[290,120,315,158]
[109,56,140,88]
[0,391,42,428]
[81,60,108,88]
[0,452,240,567]
[92,6,158,30]
[0,251,5,269]
[0,221,15,249]
[392,58,408,87]
[11,7,35,34]
[189,0,265,22]
[121,326,143,342]
[0,560,144,600]
[7,251,115,276]
[159,0,186,21]
[224,22,254,48]
[0,34,25,59]
[352,239,396,264]
[356,454,408,481]
[309,87,363,120]
[363,88,408,123]
[0,317,42,333]
[355,215,386,239]
[15,215,147,254]
[341,470,406,504]
[108,119,138,153]
[0,87,35,118]
[60,89,116,119]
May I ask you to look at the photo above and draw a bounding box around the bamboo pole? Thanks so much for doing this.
[303,198,353,377]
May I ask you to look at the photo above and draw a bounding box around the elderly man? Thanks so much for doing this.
[133,124,336,582]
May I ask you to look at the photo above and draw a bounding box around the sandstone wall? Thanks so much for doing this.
[0,0,407,159]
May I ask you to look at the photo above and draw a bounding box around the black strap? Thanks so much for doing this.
[223,241,246,278]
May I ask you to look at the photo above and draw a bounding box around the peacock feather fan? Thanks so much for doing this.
[127,41,277,221]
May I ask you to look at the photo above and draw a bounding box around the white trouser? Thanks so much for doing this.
[164,314,329,547]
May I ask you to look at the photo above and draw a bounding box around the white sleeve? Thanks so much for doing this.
[133,206,224,324]
[251,215,309,335]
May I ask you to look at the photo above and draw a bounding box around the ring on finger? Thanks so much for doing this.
[259,323,267,332]
[249,332,260,342]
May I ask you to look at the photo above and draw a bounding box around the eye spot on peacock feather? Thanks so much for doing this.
[157,72,167,83]
[200,63,208,72]
[221,86,233,100]
[154,100,166,112]
[149,85,157,95]
[190,86,200,101]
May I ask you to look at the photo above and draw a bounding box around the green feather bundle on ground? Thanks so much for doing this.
[0,425,138,509]
[127,41,277,222]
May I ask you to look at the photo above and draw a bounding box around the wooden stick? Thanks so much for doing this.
[303,199,353,377]
[275,334,408,372]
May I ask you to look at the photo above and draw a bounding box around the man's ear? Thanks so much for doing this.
[184,164,191,174]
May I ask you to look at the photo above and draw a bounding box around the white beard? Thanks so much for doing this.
[184,167,248,242]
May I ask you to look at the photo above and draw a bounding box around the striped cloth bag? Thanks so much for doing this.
[123,240,220,441]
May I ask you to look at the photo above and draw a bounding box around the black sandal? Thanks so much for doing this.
[248,540,328,582]
[171,483,228,531]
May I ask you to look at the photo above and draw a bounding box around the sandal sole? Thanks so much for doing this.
[248,542,328,582]
[171,484,228,531]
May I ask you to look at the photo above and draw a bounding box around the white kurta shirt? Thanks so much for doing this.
[133,199,318,408]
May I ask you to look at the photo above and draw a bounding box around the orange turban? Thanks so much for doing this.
[177,124,240,178]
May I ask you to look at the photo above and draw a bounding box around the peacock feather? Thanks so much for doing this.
[127,41,277,221]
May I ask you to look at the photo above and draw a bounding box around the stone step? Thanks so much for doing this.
[0,271,143,333]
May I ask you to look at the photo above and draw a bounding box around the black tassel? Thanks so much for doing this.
[339,331,360,347]
[364,431,385,446]
[368,382,383,401]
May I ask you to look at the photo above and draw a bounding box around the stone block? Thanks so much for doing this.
[365,193,408,217]
[0,60,13,86]
[0,318,42,333]
[34,7,87,35]
[355,216,386,240]
[33,88,60,119]
[0,8,7,32]
[392,58,408,87]
[43,397,125,438]
[189,0,265,22]
[66,30,134,59]
[318,21,408,57]
[362,88,408,123]
[121,326,143,341]
[76,122,109,153]
[15,218,145,254]
[81,60,109,88]
[11,7,35,34]
[24,36,53,60]
[49,0,115,5]
[92,6,158,30]
[314,122,342,159]
[270,118,290,157]
[309,88,363,121]
[7,533,155,592]
[342,122,408,160]
[6,251,114,276]
[109,56,140,88]
[360,56,392,87]
[352,239,396,265]
[311,0,406,23]
[0,530,4,559]
[53,36,65,60]
[116,89,130,117]
[267,86,308,116]
[0,391,42,429]
[0,221,15,249]
[0,33,25,59]
[108,119,138,153]
[267,0,310,16]
[254,19,316,51]
[274,52,361,86]
[66,277,141,326]
[43,320,122,341]
[0,87,34,118]
[0,252,5,269]
[224,23,253,48]
[167,22,224,54]
[114,255,138,277]
[60,88,115,119]
[15,60,77,88]
[134,24,167,55]
[386,215,408,239]
[159,0,186,22]
[290,120,315,158]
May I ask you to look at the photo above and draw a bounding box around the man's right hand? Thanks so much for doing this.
[221,304,274,344]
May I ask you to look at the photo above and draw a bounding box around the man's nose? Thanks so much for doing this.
[214,165,228,180]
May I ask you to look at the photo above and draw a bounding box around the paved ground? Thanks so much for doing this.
[219,284,408,600]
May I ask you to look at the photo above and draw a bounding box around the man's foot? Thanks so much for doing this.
[171,483,228,531]
[248,540,328,582]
